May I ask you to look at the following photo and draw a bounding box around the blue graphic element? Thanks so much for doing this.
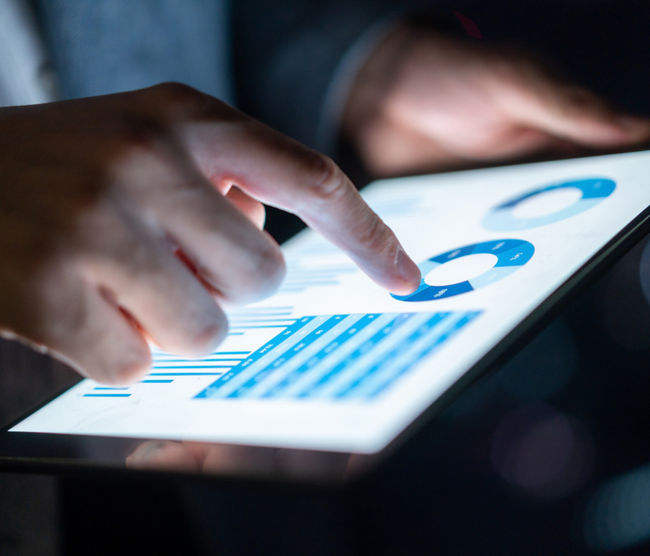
[483,177,615,231]
[195,311,481,401]
[392,239,534,302]
[84,393,132,398]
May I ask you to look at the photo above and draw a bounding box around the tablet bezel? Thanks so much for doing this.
[1,150,649,486]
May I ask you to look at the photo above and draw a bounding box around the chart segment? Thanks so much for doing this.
[392,239,534,302]
[483,177,615,231]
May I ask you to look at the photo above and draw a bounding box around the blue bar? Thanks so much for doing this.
[335,312,449,398]
[148,372,223,376]
[151,365,235,369]
[140,379,174,383]
[298,313,416,398]
[84,393,132,398]
[194,311,482,402]
[93,386,129,390]
[231,306,293,312]
[261,313,379,398]
[229,318,297,323]
[152,358,244,363]
[367,312,480,399]
[195,316,314,398]
[320,313,436,398]
[226,315,348,398]
[153,351,250,359]
[229,325,290,329]
[227,312,293,317]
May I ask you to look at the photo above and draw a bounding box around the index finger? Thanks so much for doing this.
[183,117,421,295]
[494,63,650,146]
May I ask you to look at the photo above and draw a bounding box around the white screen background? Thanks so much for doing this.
[12,151,650,453]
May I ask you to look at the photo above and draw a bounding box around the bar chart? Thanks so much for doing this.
[196,310,481,401]
[82,305,296,399]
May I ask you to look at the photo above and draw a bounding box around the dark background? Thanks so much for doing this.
[2,1,650,554]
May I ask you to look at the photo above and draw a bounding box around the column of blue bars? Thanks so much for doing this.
[333,312,450,399]
[259,313,380,398]
[225,315,348,398]
[365,311,481,399]
[194,316,314,399]
[296,313,416,398]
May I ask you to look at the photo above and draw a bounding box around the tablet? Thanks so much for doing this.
[2,149,650,482]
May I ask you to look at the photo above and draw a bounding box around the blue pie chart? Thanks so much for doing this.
[392,239,534,302]
[483,177,615,231]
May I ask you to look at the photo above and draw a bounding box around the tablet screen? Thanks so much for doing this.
[10,150,650,453]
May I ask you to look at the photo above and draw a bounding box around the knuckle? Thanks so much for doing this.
[122,238,162,273]
[144,82,218,119]
[118,121,164,154]
[257,244,286,285]
[84,329,152,385]
[305,152,347,202]
[356,215,391,254]
[85,118,170,189]
[252,243,285,284]
[183,312,228,356]
[111,118,168,163]
[77,213,143,270]
[149,81,204,106]
[104,346,152,384]
[103,121,180,192]
[236,242,286,302]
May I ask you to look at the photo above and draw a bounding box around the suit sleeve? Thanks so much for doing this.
[232,1,413,157]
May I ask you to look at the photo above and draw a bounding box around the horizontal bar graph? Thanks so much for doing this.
[196,311,481,402]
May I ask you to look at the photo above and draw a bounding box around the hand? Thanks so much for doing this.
[0,83,420,383]
[343,27,650,176]
[126,439,353,478]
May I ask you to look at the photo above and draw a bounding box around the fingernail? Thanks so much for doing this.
[396,247,421,294]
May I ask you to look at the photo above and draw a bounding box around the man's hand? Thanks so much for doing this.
[343,27,650,176]
[0,83,420,383]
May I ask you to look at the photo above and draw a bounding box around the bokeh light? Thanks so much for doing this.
[491,404,593,498]
[583,463,650,552]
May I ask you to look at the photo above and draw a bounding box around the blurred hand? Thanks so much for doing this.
[0,83,420,383]
[126,439,354,478]
[343,27,650,176]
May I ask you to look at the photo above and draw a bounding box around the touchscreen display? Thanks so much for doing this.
[11,151,650,453]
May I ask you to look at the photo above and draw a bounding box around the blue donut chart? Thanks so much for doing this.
[392,239,534,302]
[483,177,615,231]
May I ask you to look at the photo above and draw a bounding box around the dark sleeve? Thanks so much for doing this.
[232,2,477,158]
[232,1,411,157]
